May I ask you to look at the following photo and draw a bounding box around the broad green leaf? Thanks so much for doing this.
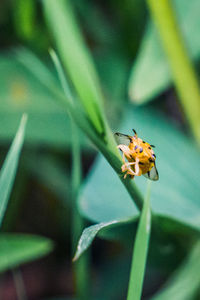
[151,241,200,300]
[0,50,88,148]
[127,182,151,300]
[43,0,105,134]
[79,105,200,230]
[73,217,134,261]
[0,114,27,226]
[0,234,53,272]
[129,0,200,103]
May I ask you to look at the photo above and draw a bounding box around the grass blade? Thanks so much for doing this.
[43,0,105,134]
[127,181,151,300]
[0,114,27,227]
[49,50,144,212]
[146,0,200,144]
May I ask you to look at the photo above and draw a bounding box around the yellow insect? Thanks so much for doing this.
[115,129,159,181]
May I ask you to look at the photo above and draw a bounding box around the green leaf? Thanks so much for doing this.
[0,114,27,227]
[0,234,53,272]
[13,0,36,40]
[127,182,151,300]
[73,217,134,261]
[129,0,200,103]
[151,241,200,300]
[0,50,88,148]
[78,105,200,230]
[43,0,105,134]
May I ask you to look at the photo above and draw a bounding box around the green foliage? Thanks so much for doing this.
[79,106,200,231]
[129,0,200,103]
[0,234,53,272]
[1,0,200,298]
[151,241,200,300]
[0,115,27,226]
[13,0,36,40]
[49,48,144,212]
[43,0,105,135]
[127,182,151,300]
[73,217,134,261]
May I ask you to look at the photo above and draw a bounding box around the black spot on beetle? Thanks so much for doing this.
[142,141,146,144]
[149,158,154,162]
[139,162,144,165]
[139,147,143,153]
[148,146,151,149]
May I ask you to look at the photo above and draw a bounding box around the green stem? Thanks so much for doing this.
[127,181,151,300]
[146,0,200,144]
[71,121,90,300]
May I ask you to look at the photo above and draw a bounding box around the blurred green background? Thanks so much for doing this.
[0,0,200,299]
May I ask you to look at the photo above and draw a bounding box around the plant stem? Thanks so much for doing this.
[146,0,200,144]
[127,180,151,300]
[71,121,90,300]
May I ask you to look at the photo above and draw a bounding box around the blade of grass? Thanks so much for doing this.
[71,121,90,300]
[43,0,145,209]
[0,114,27,226]
[13,0,36,41]
[127,181,151,300]
[50,50,144,212]
[146,0,200,144]
[43,0,105,135]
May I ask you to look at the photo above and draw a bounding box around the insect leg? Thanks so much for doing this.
[122,158,140,176]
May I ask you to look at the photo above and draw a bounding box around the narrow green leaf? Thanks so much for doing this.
[127,181,151,300]
[0,234,53,272]
[0,114,27,227]
[15,47,59,92]
[43,0,105,134]
[151,241,200,300]
[146,0,200,144]
[129,0,200,104]
[73,217,134,261]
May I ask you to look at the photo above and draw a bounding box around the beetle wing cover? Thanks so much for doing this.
[114,132,131,146]
[143,165,159,181]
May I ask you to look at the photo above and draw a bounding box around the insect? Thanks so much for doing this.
[115,129,159,181]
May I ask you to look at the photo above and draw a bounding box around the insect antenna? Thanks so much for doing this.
[150,144,155,148]
[132,129,137,136]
